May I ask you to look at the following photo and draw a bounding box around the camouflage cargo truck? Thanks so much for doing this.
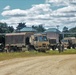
[5,32,34,52]
[61,37,76,49]
[5,32,49,52]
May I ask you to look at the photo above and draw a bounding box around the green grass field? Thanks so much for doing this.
[0,49,76,61]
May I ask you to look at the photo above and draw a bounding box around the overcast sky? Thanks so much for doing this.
[0,0,76,31]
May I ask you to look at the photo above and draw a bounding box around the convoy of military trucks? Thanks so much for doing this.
[0,32,76,52]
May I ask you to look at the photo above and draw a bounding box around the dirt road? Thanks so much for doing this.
[0,54,76,75]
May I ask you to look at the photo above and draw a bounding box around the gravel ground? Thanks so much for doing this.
[0,54,76,75]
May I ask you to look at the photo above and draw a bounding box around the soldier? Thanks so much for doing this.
[58,39,64,53]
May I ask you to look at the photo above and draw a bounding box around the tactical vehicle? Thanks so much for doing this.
[61,37,76,49]
[5,32,49,52]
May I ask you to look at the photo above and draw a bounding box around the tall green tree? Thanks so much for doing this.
[62,26,69,32]
[62,26,69,37]
[16,23,26,31]
[68,27,76,37]
[32,25,45,32]
[69,27,76,32]
[8,26,14,33]
[0,22,14,33]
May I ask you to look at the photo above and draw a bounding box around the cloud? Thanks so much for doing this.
[0,0,76,31]
[3,5,10,10]
[2,9,27,17]
[1,4,52,28]
[2,4,51,17]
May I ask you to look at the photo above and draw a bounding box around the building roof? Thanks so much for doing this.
[45,28,60,33]
[20,27,36,32]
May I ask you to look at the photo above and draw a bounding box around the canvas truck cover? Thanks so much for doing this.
[5,33,26,47]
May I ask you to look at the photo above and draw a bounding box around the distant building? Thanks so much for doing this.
[15,27,37,39]
[17,27,60,43]
[20,27,37,32]
[45,28,60,43]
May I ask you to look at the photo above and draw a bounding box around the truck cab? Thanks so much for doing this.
[49,39,57,50]
[30,33,49,52]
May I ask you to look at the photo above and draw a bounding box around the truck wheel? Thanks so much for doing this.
[38,49,46,53]
[52,46,56,50]
[67,45,70,49]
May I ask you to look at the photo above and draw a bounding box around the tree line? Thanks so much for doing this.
[0,22,45,33]
[0,22,76,33]
[0,22,14,33]
[62,26,76,37]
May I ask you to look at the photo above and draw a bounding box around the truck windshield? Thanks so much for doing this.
[39,36,48,41]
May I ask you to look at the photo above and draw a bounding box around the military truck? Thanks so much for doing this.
[30,33,49,52]
[0,35,5,52]
[61,38,69,49]
[5,32,49,52]
[0,43,4,52]
[61,37,76,49]
[48,39,57,50]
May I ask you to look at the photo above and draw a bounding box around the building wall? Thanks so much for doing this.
[47,32,59,43]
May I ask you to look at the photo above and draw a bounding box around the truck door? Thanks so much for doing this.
[25,37,30,45]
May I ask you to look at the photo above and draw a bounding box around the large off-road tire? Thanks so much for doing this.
[52,46,56,50]
[26,45,36,51]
